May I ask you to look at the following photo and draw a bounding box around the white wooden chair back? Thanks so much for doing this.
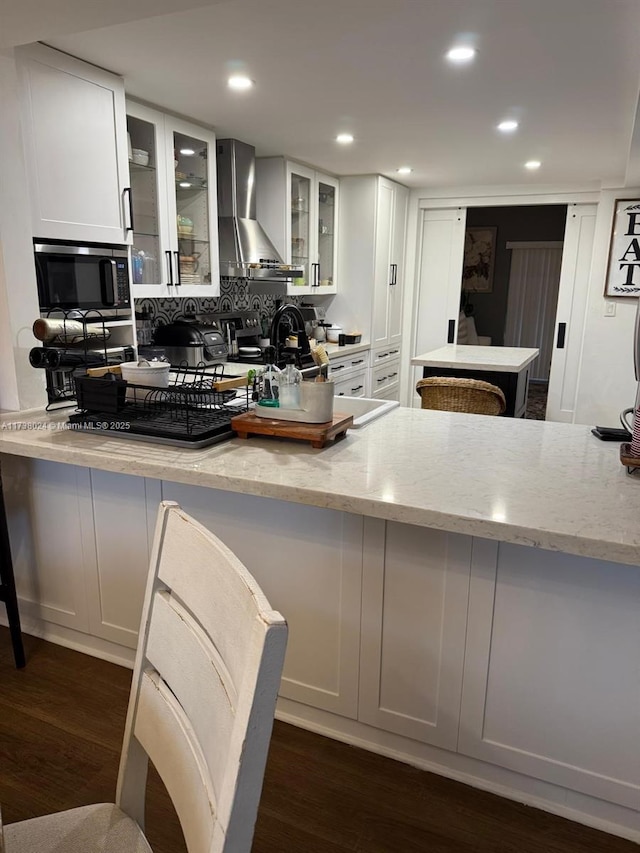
[116,502,287,853]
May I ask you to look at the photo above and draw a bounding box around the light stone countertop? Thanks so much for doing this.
[1,405,639,565]
[412,345,540,372]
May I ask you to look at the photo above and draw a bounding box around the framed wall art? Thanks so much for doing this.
[605,199,640,297]
[462,227,497,293]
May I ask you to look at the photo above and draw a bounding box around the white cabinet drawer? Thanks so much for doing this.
[372,359,400,396]
[329,350,370,380]
[371,345,401,366]
[334,371,367,398]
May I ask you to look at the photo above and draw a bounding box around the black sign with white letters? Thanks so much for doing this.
[605,199,640,297]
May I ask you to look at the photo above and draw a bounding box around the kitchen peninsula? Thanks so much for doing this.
[412,345,540,417]
[1,407,640,842]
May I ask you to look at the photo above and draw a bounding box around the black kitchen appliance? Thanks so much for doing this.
[153,318,228,367]
[34,242,131,311]
[206,310,264,364]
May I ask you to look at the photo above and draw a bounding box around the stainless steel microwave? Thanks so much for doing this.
[34,243,131,311]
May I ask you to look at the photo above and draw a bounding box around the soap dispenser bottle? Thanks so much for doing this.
[279,355,302,410]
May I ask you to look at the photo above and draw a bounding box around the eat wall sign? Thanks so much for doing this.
[605,199,640,297]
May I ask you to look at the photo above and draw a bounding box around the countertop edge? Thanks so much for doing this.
[1,416,638,568]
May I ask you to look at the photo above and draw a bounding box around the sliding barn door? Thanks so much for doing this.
[546,204,597,422]
[411,208,467,406]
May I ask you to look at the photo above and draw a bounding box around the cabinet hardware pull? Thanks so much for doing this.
[389,349,398,355]
[377,376,387,383]
[123,187,134,233]
[99,259,116,306]
[165,251,174,287]
[447,319,455,343]
[557,322,567,349]
[174,251,181,287]
[311,262,319,287]
[389,372,397,379]
[352,385,363,392]
[390,263,398,286]
[378,352,388,359]
[333,364,345,371]
[352,359,364,365]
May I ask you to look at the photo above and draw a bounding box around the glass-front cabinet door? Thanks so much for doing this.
[127,107,168,293]
[126,101,219,298]
[287,162,314,291]
[315,174,338,294]
[168,122,219,295]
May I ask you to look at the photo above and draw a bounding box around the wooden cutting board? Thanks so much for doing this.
[231,411,353,449]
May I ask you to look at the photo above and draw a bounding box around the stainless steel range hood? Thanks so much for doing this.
[216,138,303,292]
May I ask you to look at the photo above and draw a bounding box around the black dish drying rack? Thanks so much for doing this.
[69,364,251,447]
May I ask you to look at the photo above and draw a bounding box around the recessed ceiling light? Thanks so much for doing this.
[525,160,541,170]
[497,120,518,133]
[228,75,254,91]
[179,148,195,156]
[396,167,412,175]
[446,46,476,64]
[336,133,354,144]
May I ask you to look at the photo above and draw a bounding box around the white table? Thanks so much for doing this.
[411,345,540,417]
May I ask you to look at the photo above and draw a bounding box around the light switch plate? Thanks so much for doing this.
[604,301,616,317]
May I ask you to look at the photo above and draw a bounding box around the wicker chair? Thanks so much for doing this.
[416,377,506,415]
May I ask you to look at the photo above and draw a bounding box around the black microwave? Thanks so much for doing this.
[34,242,131,311]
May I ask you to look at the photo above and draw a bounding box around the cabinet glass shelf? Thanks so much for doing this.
[175,182,208,192]
[177,236,210,245]
[129,161,157,172]
[133,230,160,239]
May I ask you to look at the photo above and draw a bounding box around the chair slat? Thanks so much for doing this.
[145,590,237,800]
[134,670,214,853]
[155,509,284,689]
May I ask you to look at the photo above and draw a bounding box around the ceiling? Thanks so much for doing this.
[7,0,640,189]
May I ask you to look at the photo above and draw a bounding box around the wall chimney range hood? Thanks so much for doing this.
[216,138,302,292]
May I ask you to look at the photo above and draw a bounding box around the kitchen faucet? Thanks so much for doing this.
[269,304,311,367]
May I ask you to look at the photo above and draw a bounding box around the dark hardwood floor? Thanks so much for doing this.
[0,628,635,852]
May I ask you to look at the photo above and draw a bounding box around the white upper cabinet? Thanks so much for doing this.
[16,43,132,245]
[126,100,220,298]
[372,177,408,349]
[338,175,408,349]
[256,157,339,295]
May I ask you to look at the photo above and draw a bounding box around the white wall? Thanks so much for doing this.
[574,190,639,424]
[0,49,45,412]
[401,185,639,425]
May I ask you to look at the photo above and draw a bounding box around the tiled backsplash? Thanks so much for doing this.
[135,279,302,331]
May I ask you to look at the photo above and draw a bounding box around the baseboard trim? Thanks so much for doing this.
[0,614,135,669]
[275,700,640,844]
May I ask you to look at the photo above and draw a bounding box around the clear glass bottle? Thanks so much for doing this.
[279,355,302,409]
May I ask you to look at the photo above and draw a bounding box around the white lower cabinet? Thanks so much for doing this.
[329,349,370,397]
[3,456,92,633]
[458,538,640,810]
[359,520,471,749]
[6,457,640,832]
[371,359,400,398]
[84,470,159,648]
[158,482,363,720]
[370,344,401,400]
